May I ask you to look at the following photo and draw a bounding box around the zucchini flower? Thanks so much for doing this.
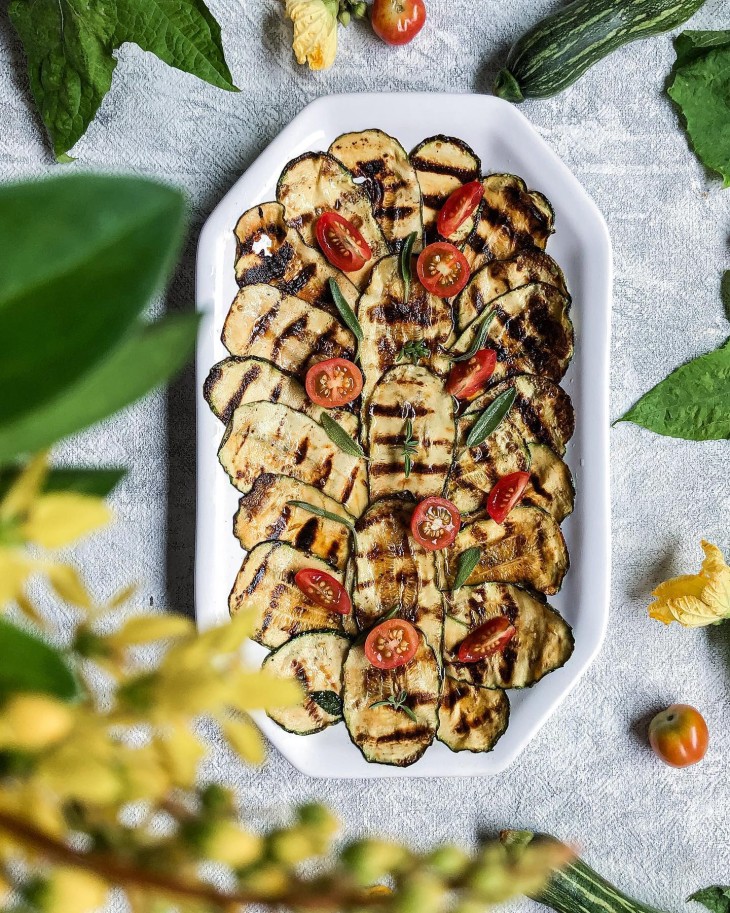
[649,540,730,627]
[284,0,367,71]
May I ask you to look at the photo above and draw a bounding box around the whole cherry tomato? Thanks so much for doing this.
[648,704,709,768]
[371,0,426,47]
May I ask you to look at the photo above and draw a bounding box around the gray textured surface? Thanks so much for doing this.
[1,0,729,906]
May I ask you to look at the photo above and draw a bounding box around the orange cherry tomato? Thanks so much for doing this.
[457,616,516,664]
[316,212,372,273]
[487,471,530,525]
[445,349,497,400]
[371,0,426,46]
[416,242,471,298]
[294,569,351,615]
[649,704,709,768]
[365,619,419,670]
[305,358,363,408]
[437,181,484,239]
[410,497,461,551]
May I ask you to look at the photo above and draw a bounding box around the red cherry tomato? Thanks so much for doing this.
[457,616,516,664]
[649,704,709,769]
[445,349,497,400]
[365,619,419,670]
[295,569,351,615]
[437,181,484,239]
[316,212,372,273]
[410,497,461,551]
[371,0,426,46]
[416,242,471,298]
[305,358,363,408]
[487,471,530,524]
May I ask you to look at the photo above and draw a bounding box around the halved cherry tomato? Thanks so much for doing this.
[365,619,419,670]
[649,704,709,769]
[445,349,497,400]
[457,616,516,664]
[487,471,530,524]
[295,569,351,615]
[411,497,461,551]
[417,242,470,298]
[316,212,372,273]
[305,358,363,408]
[371,0,426,46]
[437,181,484,239]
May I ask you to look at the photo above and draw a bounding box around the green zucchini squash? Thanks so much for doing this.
[494,0,708,102]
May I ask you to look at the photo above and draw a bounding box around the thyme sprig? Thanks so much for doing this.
[370,690,418,723]
[397,339,430,363]
[401,418,418,479]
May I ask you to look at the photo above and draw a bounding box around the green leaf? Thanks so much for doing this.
[689,887,730,913]
[400,231,418,303]
[450,310,496,362]
[0,467,126,502]
[0,176,185,432]
[310,690,343,717]
[722,271,730,322]
[320,413,368,460]
[452,546,482,591]
[0,314,200,465]
[286,501,356,532]
[328,279,363,353]
[397,340,430,363]
[668,31,730,187]
[617,338,730,440]
[0,618,80,702]
[465,389,517,448]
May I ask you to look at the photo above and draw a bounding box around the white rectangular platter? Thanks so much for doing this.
[195,93,612,777]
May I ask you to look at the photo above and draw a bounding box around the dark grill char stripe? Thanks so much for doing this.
[249,305,280,342]
[278,263,318,298]
[515,396,555,447]
[412,159,478,180]
[366,726,433,745]
[294,517,319,552]
[369,461,450,477]
[376,205,417,221]
[369,403,433,418]
[221,363,264,422]
[238,243,293,287]
[422,193,451,210]
[271,315,308,361]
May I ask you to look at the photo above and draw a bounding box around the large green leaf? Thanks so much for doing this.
[0,176,185,429]
[689,887,730,913]
[0,313,200,465]
[0,467,127,502]
[0,618,79,702]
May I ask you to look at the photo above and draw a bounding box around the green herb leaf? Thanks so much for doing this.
[328,278,364,354]
[0,467,126,503]
[401,418,418,479]
[320,413,368,460]
[9,0,237,160]
[452,547,482,591]
[722,271,730,322]
[400,231,418,303]
[369,690,417,722]
[286,501,356,532]
[689,887,730,913]
[465,389,517,448]
[446,613,470,628]
[450,310,496,362]
[617,337,730,440]
[310,690,343,717]
[397,340,430,363]
[0,618,80,702]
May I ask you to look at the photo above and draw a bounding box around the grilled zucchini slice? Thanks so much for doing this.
[234,202,359,314]
[522,443,575,523]
[368,365,456,502]
[443,583,574,689]
[229,542,348,648]
[358,255,453,405]
[410,136,481,240]
[450,283,574,383]
[263,631,350,734]
[464,174,554,271]
[437,678,509,753]
[353,497,445,656]
[455,249,569,332]
[219,402,369,517]
[234,475,353,570]
[342,634,441,767]
[445,506,569,595]
[329,130,424,251]
[276,152,389,288]
[466,375,575,457]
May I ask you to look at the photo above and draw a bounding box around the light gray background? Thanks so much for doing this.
[1,0,728,906]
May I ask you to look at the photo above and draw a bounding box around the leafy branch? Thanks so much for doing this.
[370,690,418,722]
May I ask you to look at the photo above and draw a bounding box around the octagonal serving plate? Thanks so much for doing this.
[195,93,612,778]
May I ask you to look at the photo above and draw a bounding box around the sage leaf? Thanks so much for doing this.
[328,279,363,352]
[446,613,470,628]
[286,501,356,532]
[452,547,482,591]
[0,618,80,702]
[465,389,517,448]
[310,690,343,717]
[451,310,496,362]
[400,231,418,302]
[689,887,730,913]
[320,413,368,460]
[0,467,126,502]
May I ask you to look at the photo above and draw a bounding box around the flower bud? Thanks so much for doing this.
[36,868,108,913]
[353,1,368,18]
[239,862,289,897]
[426,845,470,878]
[206,822,263,868]
[341,839,411,884]
[0,695,73,751]
[297,802,339,840]
[338,9,351,26]
[392,873,445,913]
[268,825,317,865]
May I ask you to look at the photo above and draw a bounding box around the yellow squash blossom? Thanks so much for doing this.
[649,540,730,627]
[285,0,339,70]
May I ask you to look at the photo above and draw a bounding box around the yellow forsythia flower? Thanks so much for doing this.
[0,694,74,751]
[285,0,339,70]
[649,540,730,627]
[204,821,263,868]
[21,493,111,549]
[39,867,108,913]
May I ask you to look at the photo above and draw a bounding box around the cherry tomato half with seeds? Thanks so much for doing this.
[437,181,484,239]
[365,619,419,671]
[487,471,530,525]
[458,616,516,664]
[371,0,426,46]
[411,497,461,551]
[305,358,363,408]
[295,569,352,615]
[649,704,709,769]
[417,242,471,298]
[445,349,497,400]
[316,212,372,273]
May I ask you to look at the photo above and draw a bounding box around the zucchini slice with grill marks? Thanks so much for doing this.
[263,631,350,734]
[410,136,481,241]
[342,634,441,767]
[353,497,445,656]
[276,152,389,288]
[437,678,510,753]
[219,401,369,517]
[522,443,575,523]
[329,130,424,252]
[445,506,569,595]
[368,365,456,502]
[455,248,569,333]
[234,475,353,571]
[467,375,575,457]
[229,542,348,648]
[443,583,574,689]
[234,202,359,314]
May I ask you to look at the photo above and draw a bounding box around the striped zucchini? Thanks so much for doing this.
[494,0,708,102]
